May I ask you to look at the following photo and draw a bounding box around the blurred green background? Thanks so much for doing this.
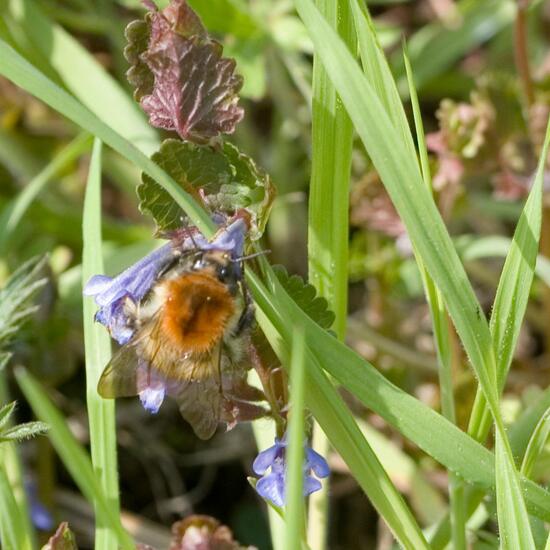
[1,0,550,548]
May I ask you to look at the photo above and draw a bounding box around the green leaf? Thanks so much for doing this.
[252,289,430,550]
[521,406,550,479]
[349,0,415,158]
[495,431,536,549]
[0,37,215,237]
[294,0,532,524]
[82,139,120,549]
[220,142,275,240]
[272,266,334,330]
[0,467,30,550]
[125,17,155,102]
[0,255,47,348]
[468,116,550,442]
[138,139,233,231]
[187,0,259,39]
[305,3,354,543]
[294,0,500,417]
[249,266,550,521]
[0,420,49,442]
[0,401,16,431]
[5,0,159,155]
[308,0,354,339]
[403,43,466,549]
[139,139,274,239]
[15,368,134,550]
[0,133,92,256]
[285,328,306,550]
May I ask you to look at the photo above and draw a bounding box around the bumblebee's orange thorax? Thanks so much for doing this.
[161,272,235,353]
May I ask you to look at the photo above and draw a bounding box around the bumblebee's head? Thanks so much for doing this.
[192,250,241,291]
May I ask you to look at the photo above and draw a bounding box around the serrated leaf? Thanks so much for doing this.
[125,0,207,102]
[0,420,49,442]
[128,0,244,143]
[125,19,154,101]
[0,401,16,431]
[171,515,253,550]
[139,139,274,239]
[208,142,275,240]
[0,255,48,350]
[272,265,335,330]
[41,522,78,550]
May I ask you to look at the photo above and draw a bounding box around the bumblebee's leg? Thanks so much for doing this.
[234,281,255,336]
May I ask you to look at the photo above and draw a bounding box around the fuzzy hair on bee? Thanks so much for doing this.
[97,247,255,439]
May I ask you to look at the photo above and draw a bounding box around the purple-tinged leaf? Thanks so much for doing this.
[125,0,244,143]
[170,515,256,550]
[125,18,155,101]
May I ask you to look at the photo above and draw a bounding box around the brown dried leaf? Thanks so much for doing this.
[41,522,78,550]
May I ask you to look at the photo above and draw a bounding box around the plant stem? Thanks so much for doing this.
[82,139,120,550]
[514,0,534,107]
[404,49,466,550]
[0,372,35,550]
[305,2,355,548]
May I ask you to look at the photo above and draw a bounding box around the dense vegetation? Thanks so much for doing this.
[0,0,550,549]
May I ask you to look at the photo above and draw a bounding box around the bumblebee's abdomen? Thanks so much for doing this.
[161,273,235,353]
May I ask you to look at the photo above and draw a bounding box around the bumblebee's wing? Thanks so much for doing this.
[97,343,140,398]
[173,344,223,440]
[98,312,164,398]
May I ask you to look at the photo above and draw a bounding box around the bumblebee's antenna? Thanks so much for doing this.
[232,250,271,263]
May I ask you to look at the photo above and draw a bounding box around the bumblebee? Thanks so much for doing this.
[98,245,255,439]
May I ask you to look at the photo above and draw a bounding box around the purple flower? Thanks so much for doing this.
[83,217,247,346]
[83,242,177,344]
[26,480,54,531]
[136,360,167,414]
[253,437,330,507]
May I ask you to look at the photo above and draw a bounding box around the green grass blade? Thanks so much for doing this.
[521,406,550,479]
[5,0,159,155]
[252,417,286,550]
[349,0,415,157]
[495,431,536,549]
[15,368,134,550]
[0,38,215,238]
[294,0,533,524]
[4,27,548,525]
[250,266,550,521]
[285,328,306,550]
[0,402,16,430]
[294,0,499,411]
[468,116,550,442]
[0,467,30,550]
[308,0,353,340]
[306,1,354,546]
[0,133,92,256]
[82,139,120,550]
[253,296,430,550]
[403,45,466,550]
